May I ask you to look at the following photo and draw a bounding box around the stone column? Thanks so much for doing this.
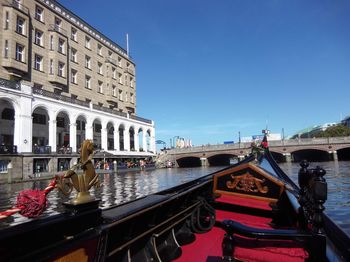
[333,151,338,161]
[284,153,292,163]
[48,119,57,152]
[69,122,77,153]
[200,157,209,167]
[85,121,94,140]
[124,129,130,151]
[14,83,33,153]
[101,127,108,151]
[14,114,32,153]
[114,129,119,151]
[142,132,147,152]
[134,131,139,152]
[150,136,156,153]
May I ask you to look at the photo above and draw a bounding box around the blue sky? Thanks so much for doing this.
[59,0,350,147]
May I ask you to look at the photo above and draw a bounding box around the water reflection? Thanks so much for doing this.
[0,162,349,237]
[279,160,350,236]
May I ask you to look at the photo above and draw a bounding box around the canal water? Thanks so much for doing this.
[0,162,349,237]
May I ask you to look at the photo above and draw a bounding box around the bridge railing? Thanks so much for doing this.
[167,136,350,154]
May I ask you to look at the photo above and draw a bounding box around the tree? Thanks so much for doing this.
[313,124,350,138]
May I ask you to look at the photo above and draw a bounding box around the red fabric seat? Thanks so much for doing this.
[176,195,308,261]
[215,194,272,211]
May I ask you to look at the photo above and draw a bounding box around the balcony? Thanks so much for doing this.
[4,0,29,14]
[0,145,17,154]
[48,74,67,86]
[48,24,67,37]
[105,57,118,67]
[57,146,72,154]
[33,145,51,154]
[92,104,127,117]
[33,87,90,108]
[2,60,28,75]
[0,78,20,90]
[130,115,152,124]
[125,68,135,76]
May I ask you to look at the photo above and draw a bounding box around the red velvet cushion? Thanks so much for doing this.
[215,194,272,211]
[234,236,308,262]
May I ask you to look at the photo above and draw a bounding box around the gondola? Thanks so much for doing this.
[0,137,349,261]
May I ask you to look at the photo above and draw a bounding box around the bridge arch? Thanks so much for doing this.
[207,154,237,166]
[291,149,330,162]
[176,157,201,167]
[337,147,350,160]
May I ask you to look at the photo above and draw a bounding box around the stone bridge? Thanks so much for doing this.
[161,136,350,167]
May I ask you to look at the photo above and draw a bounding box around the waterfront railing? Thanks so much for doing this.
[0,78,20,91]
[0,145,17,155]
[33,146,52,154]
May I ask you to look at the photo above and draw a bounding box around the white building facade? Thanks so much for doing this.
[0,0,156,180]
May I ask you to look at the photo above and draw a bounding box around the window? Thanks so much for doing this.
[2,108,14,120]
[56,117,65,128]
[119,90,123,101]
[14,0,21,8]
[130,93,134,103]
[70,48,77,62]
[50,35,54,50]
[130,77,134,88]
[124,74,128,85]
[34,54,43,71]
[15,43,24,62]
[118,73,123,84]
[125,92,128,102]
[71,69,77,84]
[76,120,81,130]
[4,40,8,58]
[98,44,102,55]
[108,50,113,58]
[34,29,43,46]
[71,27,77,41]
[112,85,117,96]
[49,59,53,74]
[58,61,65,77]
[58,38,65,54]
[118,57,122,67]
[16,16,25,35]
[85,75,91,89]
[85,36,90,49]
[98,81,103,93]
[112,67,116,79]
[54,17,61,30]
[32,113,46,125]
[98,62,103,74]
[35,5,44,22]
[5,11,9,29]
[94,123,102,133]
[85,55,91,69]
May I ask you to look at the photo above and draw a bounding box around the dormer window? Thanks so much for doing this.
[85,36,91,49]
[35,5,44,22]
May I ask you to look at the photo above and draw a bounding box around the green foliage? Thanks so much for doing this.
[313,124,350,138]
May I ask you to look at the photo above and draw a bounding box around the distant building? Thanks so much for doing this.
[241,133,281,143]
[341,116,350,128]
[292,123,337,138]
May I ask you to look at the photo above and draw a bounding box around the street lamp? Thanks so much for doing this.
[238,131,241,148]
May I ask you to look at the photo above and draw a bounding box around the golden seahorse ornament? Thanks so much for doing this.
[56,140,100,205]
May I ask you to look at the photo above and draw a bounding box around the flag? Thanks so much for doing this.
[261,135,268,148]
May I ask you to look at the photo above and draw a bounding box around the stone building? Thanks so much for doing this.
[0,0,156,180]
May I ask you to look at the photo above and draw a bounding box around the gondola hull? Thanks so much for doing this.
[0,149,349,261]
